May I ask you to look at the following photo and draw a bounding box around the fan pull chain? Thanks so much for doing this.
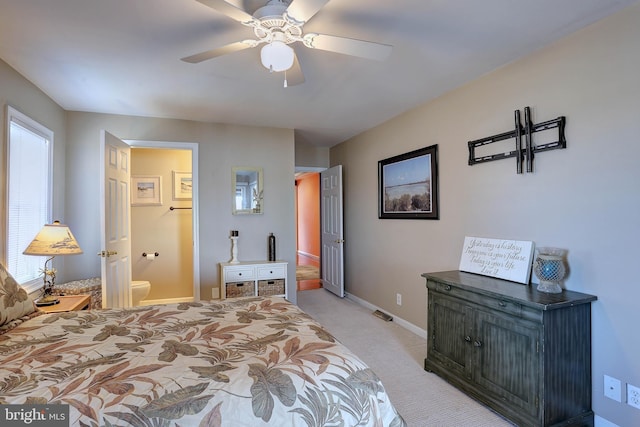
[284,70,288,88]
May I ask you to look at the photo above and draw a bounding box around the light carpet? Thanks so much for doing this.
[297,288,515,427]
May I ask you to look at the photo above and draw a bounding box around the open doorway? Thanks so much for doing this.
[295,172,321,291]
[127,140,200,302]
[130,147,193,303]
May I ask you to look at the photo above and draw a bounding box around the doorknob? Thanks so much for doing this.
[98,250,118,257]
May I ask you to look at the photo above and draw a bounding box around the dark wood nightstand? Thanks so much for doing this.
[37,294,91,313]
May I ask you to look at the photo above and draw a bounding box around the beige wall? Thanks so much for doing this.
[295,138,330,168]
[331,5,640,426]
[131,148,193,301]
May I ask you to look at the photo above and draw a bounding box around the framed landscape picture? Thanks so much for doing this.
[131,175,162,206]
[172,171,192,200]
[378,144,439,219]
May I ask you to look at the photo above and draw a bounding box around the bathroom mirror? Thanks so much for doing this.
[232,167,263,215]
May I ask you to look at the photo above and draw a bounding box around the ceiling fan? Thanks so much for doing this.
[181,0,392,86]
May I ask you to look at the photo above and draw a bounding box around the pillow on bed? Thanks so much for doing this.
[0,262,37,333]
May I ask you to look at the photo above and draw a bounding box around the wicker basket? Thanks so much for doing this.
[52,277,102,309]
[258,279,285,296]
[225,281,255,298]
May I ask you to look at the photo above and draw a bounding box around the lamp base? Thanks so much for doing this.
[35,295,60,306]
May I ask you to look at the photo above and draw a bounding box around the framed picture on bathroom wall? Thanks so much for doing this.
[172,171,192,200]
[131,175,162,206]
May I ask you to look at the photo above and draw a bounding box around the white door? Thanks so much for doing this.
[99,130,132,308]
[321,165,344,297]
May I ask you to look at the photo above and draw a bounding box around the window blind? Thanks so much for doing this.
[6,108,53,291]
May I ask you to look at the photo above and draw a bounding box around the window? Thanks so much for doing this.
[5,106,53,292]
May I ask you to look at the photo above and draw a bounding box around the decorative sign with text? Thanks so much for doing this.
[459,236,534,284]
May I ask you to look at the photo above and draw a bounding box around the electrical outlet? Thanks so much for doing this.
[396,293,402,306]
[628,384,640,409]
[604,375,622,402]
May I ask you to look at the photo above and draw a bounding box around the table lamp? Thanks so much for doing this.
[23,220,83,306]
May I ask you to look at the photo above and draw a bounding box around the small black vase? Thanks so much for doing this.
[268,233,276,261]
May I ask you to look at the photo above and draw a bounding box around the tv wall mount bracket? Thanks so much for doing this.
[467,106,566,174]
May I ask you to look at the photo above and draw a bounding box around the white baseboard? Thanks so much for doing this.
[139,296,194,306]
[595,415,620,427]
[297,251,320,262]
[345,292,428,340]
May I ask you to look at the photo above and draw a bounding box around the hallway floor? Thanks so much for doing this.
[298,277,322,291]
[296,253,322,291]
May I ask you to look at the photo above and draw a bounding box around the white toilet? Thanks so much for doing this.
[131,280,151,306]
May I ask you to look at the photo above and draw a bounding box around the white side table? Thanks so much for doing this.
[219,261,287,299]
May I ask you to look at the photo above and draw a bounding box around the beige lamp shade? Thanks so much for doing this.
[23,221,83,256]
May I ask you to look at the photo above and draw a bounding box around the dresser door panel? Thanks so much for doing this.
[474,310,540,417]
[429,294,472,378]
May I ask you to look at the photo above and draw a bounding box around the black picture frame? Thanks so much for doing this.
[378,144,439,220]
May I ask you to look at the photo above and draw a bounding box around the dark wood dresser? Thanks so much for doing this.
[422,270,597,427]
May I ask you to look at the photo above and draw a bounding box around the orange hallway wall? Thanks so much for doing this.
[296,173,320,261]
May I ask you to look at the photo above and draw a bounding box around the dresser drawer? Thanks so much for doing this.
[432,281,522,317]
[257,265,286,280]
[224,267,256,282]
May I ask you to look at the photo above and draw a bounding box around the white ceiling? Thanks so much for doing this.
[0,0,636,147]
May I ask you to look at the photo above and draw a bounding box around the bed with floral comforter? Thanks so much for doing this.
[0,296,405,426]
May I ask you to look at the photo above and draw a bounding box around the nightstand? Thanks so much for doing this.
[37,294,91,313]
[219,261,287,299]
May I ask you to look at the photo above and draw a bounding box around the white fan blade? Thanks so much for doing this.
[196,0,254,23]
[181,41,254,63]
[305,34,392,61]
[286,0,330,24]
[286,53,305,86]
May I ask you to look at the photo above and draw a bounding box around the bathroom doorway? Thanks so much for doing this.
[128,140,200,303]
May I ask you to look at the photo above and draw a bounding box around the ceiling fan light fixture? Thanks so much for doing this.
[261,41,294,72]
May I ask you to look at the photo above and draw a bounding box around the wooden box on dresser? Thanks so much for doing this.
[422,270,597,427]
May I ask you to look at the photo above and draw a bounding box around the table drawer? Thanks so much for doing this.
[257,265,286,280]
[224,267,255,281]
[432,281,522,317]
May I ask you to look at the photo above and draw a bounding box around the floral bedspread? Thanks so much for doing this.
[0,296,405,426]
